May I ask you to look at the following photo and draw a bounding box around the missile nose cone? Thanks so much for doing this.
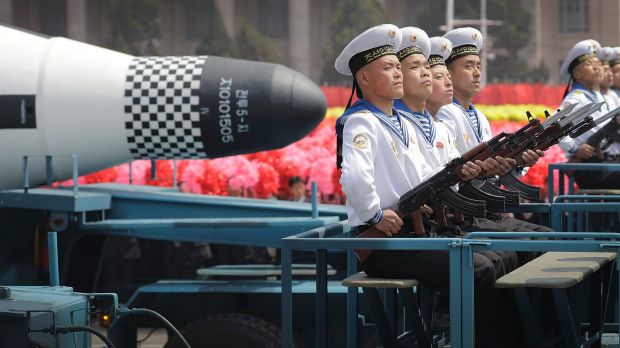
[200,58,327,157]
[289,71,328,137]
[255,65,326,151]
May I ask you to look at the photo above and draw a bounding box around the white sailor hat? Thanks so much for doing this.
[611,47,620,67]
[443,27,483,64]
[560,39,600,80]
[428,37,453,67]
[335,24,402,76]
[397,27,430,61]
[599,46,614,65]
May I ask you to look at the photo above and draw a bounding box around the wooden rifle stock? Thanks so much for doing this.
[453,211,465,225]
[433,205,448,228]
[453,142,493,178]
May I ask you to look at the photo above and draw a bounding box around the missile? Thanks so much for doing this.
[0,25,327,190]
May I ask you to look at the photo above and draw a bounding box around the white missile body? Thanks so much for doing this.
[0,25,326,190]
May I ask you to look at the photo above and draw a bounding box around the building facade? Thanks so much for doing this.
[523,0,620,84]
[2,0,618,84]
[0,0,427,83]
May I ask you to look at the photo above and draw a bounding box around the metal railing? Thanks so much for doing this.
[22,154,80,196]
[461,232,620,347]
[547,162,620,202]
[281,222,464,348]
[281,228,620,348]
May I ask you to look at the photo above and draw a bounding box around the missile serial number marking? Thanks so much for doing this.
[218,77,234,143]
[238,124,249,133]
[0,95,36,129]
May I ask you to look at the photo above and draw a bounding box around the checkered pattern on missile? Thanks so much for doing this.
[123,56,207,159]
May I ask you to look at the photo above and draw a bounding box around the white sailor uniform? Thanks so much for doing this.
[340,101,434,227]
[394,100,460,167]
[559,85,620,158]
[435,101,492,154]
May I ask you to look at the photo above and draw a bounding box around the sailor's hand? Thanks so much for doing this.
[575,144,595,160]
[477,157,501,176]
[461,161,481,180]
[421,204,434,217]
[375,209,403,237]
[495,156,516,176]
[521,149,543,167]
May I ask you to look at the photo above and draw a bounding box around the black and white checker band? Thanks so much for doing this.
[123,56,207,159]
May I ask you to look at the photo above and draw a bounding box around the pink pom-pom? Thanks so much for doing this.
[307,157,336,195]
[180,160,206,194]
[210,156,259,191]
[253,161,280,199]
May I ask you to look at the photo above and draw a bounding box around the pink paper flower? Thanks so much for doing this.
[253,161,280,199]
[307,157,336,196]
[210,156,259,191]
[179,160,206,194]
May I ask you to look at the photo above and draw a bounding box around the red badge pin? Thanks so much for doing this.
[436,141,444,148]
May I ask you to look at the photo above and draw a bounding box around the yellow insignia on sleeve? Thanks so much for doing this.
[574,91,583,95]
[391,141,397,155]
[464,134,469,143]
[352,133,369,149]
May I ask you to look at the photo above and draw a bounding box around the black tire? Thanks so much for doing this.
[164,313,303,348]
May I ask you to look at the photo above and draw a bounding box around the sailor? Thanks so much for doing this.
[599,46,619,110]
[426,37,454,113]
[395,32,500,170]
[559,40,620,188]
[435,27,553,235]
[424,36,470,168]
[610,47,620,103]
[392,28,461,168]
[335,24,436,232]
[336,24,517,348]
[394,28,520,282]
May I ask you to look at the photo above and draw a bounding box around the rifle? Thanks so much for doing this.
[495,103,581,165]
[459,116,544,204]
[455,103,593,202]
[445,118,545,209]
[353,104,600,262]
[488,108,571,201]
[354,161,489,262]
[391,128,557,219]
[354,115,548,246]
[356,125,535,236]
[496,102,604,199]
[479,180,520,207]
[458,182,506,212]
[568,105,620,162]
[526,102,602,154]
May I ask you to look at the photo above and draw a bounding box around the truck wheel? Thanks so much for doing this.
[164,313,303,348]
